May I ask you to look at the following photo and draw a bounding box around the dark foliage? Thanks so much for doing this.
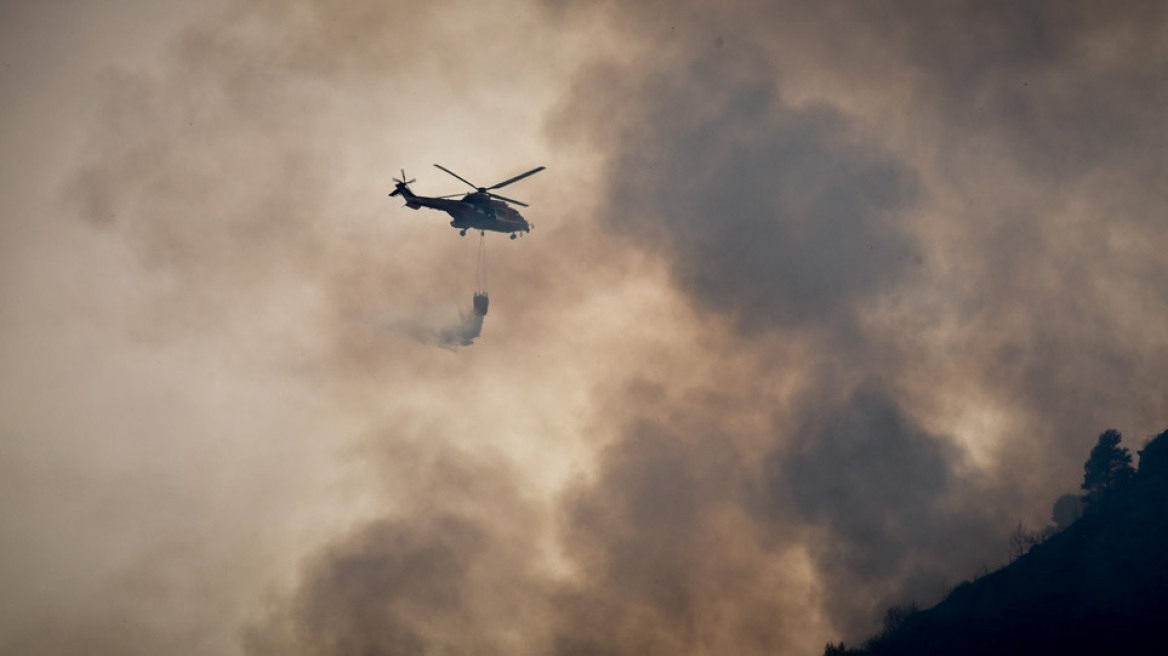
[1081,429,1134,506]
[826,427,1168,656]
[1137,428,1168,478]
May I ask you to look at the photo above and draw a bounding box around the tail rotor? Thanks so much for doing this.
[393,169,416,186]
[390,169,416,198]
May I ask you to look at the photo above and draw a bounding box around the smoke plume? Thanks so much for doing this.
[5,1,1168,655]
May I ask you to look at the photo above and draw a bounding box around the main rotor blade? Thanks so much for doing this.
[433,164,478,190]
[487,166,545,190]
[488,192,528,207]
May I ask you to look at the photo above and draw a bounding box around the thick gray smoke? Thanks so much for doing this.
[244,449,552,656]
[549,402,818,655]
[558,52,920,338]
[12,1,1168,655]
[542,0,1168,646]
[773,387,1001,632]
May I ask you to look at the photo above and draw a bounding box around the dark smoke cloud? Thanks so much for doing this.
[245,448,554,656]
[774,387,1001,635]
[555,51,919,338]
[546,0,1168,646]
[546,13,970,641]
[862,0,1168,180]
[271,516,489,654]
[550,406,818,656]
[859,0,1168,487]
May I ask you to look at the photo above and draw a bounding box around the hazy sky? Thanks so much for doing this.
[3,1,1167,654]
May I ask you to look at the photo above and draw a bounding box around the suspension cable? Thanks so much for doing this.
[475,232,487,294]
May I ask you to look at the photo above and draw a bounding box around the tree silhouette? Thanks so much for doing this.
[829,425,1168,656]
[1081,429,1134,506]
[1137,428,1168,479]
[823,641,848,656]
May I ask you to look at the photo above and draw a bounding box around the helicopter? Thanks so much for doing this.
[389,164,545,239]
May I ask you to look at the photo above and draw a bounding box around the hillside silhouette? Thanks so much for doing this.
[825,428,1168,656]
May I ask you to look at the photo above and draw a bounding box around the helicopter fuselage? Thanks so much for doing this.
[391,184,530,236]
